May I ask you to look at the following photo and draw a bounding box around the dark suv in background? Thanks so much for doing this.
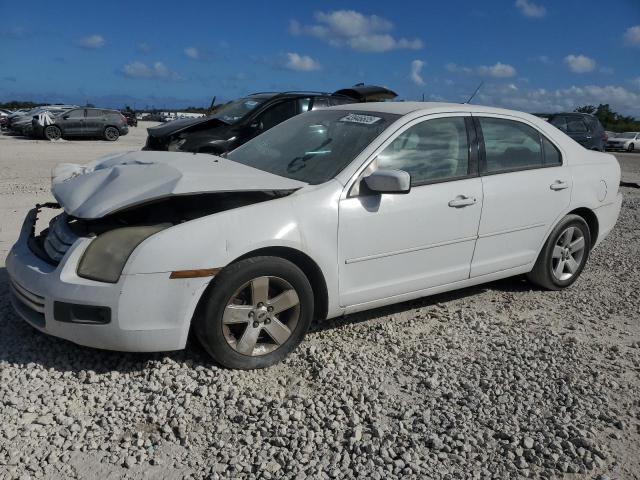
[143,85,397,154]
[547,113,607,151]
[33,108,129,141]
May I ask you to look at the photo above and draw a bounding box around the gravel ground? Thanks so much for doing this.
[1,130,639,479]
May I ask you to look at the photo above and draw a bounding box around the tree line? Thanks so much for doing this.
[573,104,640,132]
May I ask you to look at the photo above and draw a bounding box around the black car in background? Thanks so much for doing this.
[143,85,397,154]
[121,110,138,127]
[547,113,607,151]
[33,108,129,141]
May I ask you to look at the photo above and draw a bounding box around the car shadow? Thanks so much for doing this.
[0,266,534,373]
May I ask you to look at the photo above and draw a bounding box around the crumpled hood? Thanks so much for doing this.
[51,151,306,219]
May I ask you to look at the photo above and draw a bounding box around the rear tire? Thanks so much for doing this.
[195,256,314,369]
[526,215,591,290]
[104,126,120,141]
[44,125,61,141]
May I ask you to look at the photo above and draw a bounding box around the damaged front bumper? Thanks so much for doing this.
[6,207,210,352]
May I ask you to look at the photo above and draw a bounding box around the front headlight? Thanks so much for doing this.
[77,224,170,283]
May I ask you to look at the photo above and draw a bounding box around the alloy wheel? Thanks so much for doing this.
[222,276,300,356]
[45,126,60,140]
[105,127,119,140]
[551,226,586,281]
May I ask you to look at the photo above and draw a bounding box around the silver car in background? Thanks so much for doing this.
[606,132,639,152]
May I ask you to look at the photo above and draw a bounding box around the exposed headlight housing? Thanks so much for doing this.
[77,224,170,283]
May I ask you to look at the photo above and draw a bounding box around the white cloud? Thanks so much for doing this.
[122,61,182,80]
[284,53,321,72]
[290,10,423,53]
[530,55,552,65]
[564,54,596,73]
[475,83,640,117]
[409,60,425,86]
[515,0,546,18]
[184,47,199,59]
[447,62,516,78]
[478,62,517,78]
[137,42,152,53]
[446,63,472,74]
[77,34,105,49]
[623,25,640,47]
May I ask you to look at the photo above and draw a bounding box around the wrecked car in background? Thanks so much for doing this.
[6,105,77,136]
[142,85,397,154]
[6,102,621,369]
[32,107,129,141]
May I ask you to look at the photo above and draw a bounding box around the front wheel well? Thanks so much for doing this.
[568,207,599,249]
[208,247,329,323]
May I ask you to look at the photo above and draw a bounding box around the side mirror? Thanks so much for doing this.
[250,121,263,130]
[363,169,411,195]
[62,115,69,120]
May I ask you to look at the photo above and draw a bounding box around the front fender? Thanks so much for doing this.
[123,195,305,275]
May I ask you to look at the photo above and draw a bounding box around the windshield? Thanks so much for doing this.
[228,110,398,184]
[211,97,266,124]
[615,132,637,139]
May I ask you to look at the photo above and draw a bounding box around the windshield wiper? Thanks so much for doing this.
[286,138,332,173]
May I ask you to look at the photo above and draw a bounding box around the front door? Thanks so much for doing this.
[338,115,483,307]
[61,108,86,135]
[470,115,572,277]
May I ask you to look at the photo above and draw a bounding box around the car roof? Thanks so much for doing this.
[329,101,537,117]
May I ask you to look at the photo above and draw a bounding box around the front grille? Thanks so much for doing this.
[43,214,78,263]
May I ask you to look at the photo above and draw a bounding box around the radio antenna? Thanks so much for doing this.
[465,81,484,104]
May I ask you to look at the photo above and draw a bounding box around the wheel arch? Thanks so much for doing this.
[192,246,329,327]
[567,207,599,250]
[232,247,329,322]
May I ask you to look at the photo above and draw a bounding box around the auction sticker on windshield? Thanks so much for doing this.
[339,113,382,125]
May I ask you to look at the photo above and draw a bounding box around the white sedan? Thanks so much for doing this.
[606,132,639,152]
[6,102,622,369]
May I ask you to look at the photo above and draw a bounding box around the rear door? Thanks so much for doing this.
[470,115,571,277]
[84,109,105,136]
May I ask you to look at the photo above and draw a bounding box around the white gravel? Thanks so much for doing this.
[1,128,639,479]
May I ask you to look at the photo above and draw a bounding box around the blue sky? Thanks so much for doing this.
[1,0,639,115]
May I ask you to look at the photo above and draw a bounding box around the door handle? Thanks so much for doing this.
[448,195,477,208]
[550,180,569,191]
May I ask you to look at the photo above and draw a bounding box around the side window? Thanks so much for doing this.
[566,117,588,133]
[258,101,297,130]
[479,117,542,173]
[550,116,568,132]
[376,117,469,186]
[66,109,85,119]
[85,109,100,118]
[542,137,562,165]
[297,97,312,113]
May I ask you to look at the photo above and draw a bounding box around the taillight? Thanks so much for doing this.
[121,114,127,123]
[603,132,608,141]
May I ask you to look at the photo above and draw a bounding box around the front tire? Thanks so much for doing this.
[104,126,120,141]
[195,256,314,369]
[44,125,61,141]
[526,215,591,290]
[628,143,635,153]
